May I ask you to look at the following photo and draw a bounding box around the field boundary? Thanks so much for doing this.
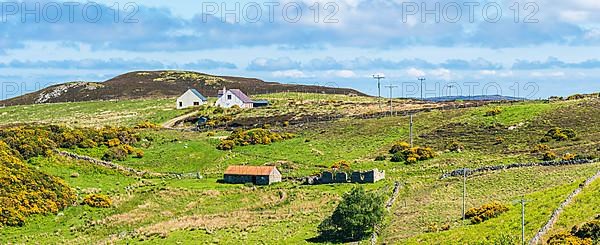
[440,159,597,179]
[529,170,600,244]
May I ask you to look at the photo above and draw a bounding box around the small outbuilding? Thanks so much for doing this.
[223,165,282,185]
[177,89,207,109]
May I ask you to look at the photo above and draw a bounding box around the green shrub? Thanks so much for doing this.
[206,131,216,137]
[562,153,577,161]
[465,202,508,224]
[545,128,577,141]
[134,149,144,158]
[547,231,591,245]
[134,121,159,129]
[79,139,98,148]
[318,186,385,241]
[216,128,295,150]
[485,108,502,116]
[543,151,558,161]
[389,141,410,154]
[0,141,76,227]
[447,141,464,152]
[572,219,600,241]
[390,142,435,164]
[216,140,235,151]
[532,144,550,153]
[82,194,112,208]
[374,155,386,161]
[107,138,121,147]
[103,146,129,161]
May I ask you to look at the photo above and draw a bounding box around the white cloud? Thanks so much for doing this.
[479,70,497,75]
[406,68,425,77]
[272,70,309,78]
[530,71,566,77]
[430,68,452,80]
[560,10,590,22]
[326,70,356,78]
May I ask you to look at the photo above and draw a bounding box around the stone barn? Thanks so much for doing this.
[223,165,282,185]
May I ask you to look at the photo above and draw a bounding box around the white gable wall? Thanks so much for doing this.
[177,90,206,109]
[215,90,253,108]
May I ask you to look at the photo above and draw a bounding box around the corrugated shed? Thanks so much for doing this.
[224,165,275,176]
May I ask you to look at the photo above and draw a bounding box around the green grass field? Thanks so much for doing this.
[1,94,599,244]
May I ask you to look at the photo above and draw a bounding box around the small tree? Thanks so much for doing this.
[318,186,385,241]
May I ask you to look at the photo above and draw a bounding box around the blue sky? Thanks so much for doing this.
[1,0,599,99]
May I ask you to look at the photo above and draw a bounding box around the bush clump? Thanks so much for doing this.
[532,144,550,153]
[134,121,159,129]
[447,141,464,153]
[374,155,386,161]
[484,107,502,116]
[317,186,385,241]
[562,153,577,161]
[545,127,577,142]
[331,160,350,170]
[465,202,509,224]
[0,141,76,227]
[82,194,113,208]
[542,151,558,161]
[548,217,599,244]
[389,141,435,164]
[216,128,295,150]
[216,140,235,151]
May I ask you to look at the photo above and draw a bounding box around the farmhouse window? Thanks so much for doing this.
[179,102,182,107]
[227,95,232,100]
[193,102,199,106]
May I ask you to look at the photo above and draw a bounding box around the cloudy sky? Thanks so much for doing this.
[1,0,599,99]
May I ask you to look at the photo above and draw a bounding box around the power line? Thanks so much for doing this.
[373,74,385,109]
[384,84,398,116]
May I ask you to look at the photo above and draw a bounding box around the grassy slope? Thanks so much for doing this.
[0,98,186,127]
[1,95,599,244]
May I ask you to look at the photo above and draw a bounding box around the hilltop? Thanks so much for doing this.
[0,71,365,106]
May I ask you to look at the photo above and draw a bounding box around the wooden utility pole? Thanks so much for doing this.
[520,198,526,245]
[409,114,414,147]
[418,77,426,100]
[373,74,385,109]
[462,168,467,225]
[385,84,398,116]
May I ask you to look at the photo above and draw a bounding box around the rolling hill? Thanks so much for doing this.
[0,71,365,106]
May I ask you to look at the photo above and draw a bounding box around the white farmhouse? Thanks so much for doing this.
[176,89,207,109]
[215,87,254,108]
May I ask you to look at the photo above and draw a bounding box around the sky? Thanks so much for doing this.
[0,0,599,100]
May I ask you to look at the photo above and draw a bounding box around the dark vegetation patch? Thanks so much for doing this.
[216,128,295,150]
[465,202,509,224]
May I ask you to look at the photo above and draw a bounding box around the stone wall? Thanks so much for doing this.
[305,169,385,185]
[440,159,596,179]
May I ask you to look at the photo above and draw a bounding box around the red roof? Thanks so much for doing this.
[224,165,276,176]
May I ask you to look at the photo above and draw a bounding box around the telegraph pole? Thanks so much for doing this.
[462,168,467,225]
[409,114,413,147]
[418,77,426,100]
[373,74,385,109]
[520,198,526,245]
[447,84,455,97]
[385,84,398,116]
